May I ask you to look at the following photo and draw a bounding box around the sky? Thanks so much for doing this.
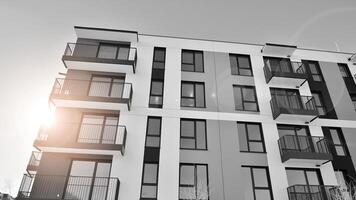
[0,0,356,196]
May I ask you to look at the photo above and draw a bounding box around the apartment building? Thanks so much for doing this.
[17,26,356,200]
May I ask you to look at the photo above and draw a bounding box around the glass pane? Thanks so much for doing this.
[230,55,238,75]
[181,98,195,107]
[149,96,163,106]
[244,102,258,111]
[312,75,322,82]
[309,63,318,74]
[252,168,268,187]
[330,129,341,144]
[151,81,163,95]
[238,56,251,69]
[141,185,157,198]
[182,64,194,71]
[146,136,160,147]
[233,87,243,110]
[317,107,326,116]
[89,77,111,97]
[296,127,308,136]
[237,123,248,151]
[306,171,321,185]
[92,177,109,200]
[181,83,194,97]
[335,171,347,187]
[154,49,165,62]
[180,165,194,185]
[286,169,307,185]
[117,47,129,60]
[95,163,111,177]
[143,164,158,184]
[181,120,194,137]
[70,161,95,176]
[242,167,254,200]
[179,187,196,199]
[312,93,321,106]
[181,138,195,149]
[195,52,204,72]
[98,45,117,59]
[147,118,161,136]
[249,142,264,152]
[182,51,194,64]
[247,124,261,140]
[110,78,124,98]
[153,61,165,69]
[195,84,205,107]
[335,146,346,156]
[239,69,252,76]
[243,87,256,101]
[255,189,271,200]
[196,165,208,199]
[196,121,207,149]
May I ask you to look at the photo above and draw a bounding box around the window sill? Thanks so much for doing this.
[180,148,208,151]
[181,70,205,73]
[240,151,266,154]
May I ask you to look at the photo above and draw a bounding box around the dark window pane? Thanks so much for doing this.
[151,81,163,95]
[181,83,194,97]
[143,164,158,184]
[238,56,251,69]
[181,98,195,107]
[239,69,252,76]
[196,121,207,149]
[154,49,165,62]
[309,63,318,74]
[181,120,195,137]
[182,51,194,64]
[146,136,160,147]
[153,61,165,69]
[195,52,204,72]
[195,84,205,107]
[243,88,256,101]
[147,118,161,136]
[182,64,195,72]
[244,102,258,111]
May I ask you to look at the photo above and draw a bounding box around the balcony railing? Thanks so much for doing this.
[35,123,127,155]
[287,185,340,200]
[264,61,307,84]
[18,174,120,200]
[278,135,332,163]
[27,151,42,172]
[50,78,133,110]
[270,94,318,120]
[63,43,137,72]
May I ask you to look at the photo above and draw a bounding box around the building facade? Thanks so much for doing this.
[17,26,356,200]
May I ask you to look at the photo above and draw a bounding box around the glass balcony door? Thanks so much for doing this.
[88,76,125,98]
[65,160,111,200]
[264,57,293,73]
[78,114,119,144]
[271,88,303,110]
[277,125,314,153]
[97,43,130,60]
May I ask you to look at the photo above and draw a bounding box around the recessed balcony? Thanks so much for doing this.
[17,174,120,200]
[49,78,133,111]
[278,135,333,165]
[264,61,308,88]
[62,43,137,73]
[287,185,340,200]
[34,123,127,155]
[270,94,319,123]
[26,151,41,174]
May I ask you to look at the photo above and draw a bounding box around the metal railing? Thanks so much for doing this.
[28,152,42,168]
[278,135,330,155]
[64,43,137,62]
[51,78,133,101]
[287,185,341,200]
[270,94,317,117]
[17,174,120,200]
[35,123,127,146]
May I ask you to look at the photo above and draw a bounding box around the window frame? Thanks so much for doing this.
[145,116,162,148]
[311,92,327,116]
[181,50,204,73]
[149,80,164,108]
[305,60,324,82]
[242,165,274,200]
[229,54,253,76]
[237,122,266,153]
[338,63,352,78]
[180,119,208,150]
[88,74,125,98]
[181,81,206,108]
[233,85,259,112]
[140,162,159,199]
[329,128,349,157]
[179,163,209,200]
[97,42,130,60]
[152,47,166,69]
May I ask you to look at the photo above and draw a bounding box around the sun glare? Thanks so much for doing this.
[29,100,56,131]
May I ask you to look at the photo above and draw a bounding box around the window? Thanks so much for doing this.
[329,128,348,156]
[233,85,259,111]
[351,95,356,111]
[180,119,207,150]
[264,57,293,73]
[311,92,326,116]
[230,54,253,76]
[89,75,125,98]
[65,160,112,200]
[149,47,166,108]
[286,168,322,186]
[182,50,204,72]
[149,81,164,107]
[338,63,352,78]
[145,117,162,148]
[97,43,130,60]
[78,114,119,144]
[153,47,166,69]
[306,61,324,82]
[270,88,303,110]
[241,166,273,200]
[237,122,265,153]
[140,163,159,199]
[181,82,206,108]
[179,164,209,200]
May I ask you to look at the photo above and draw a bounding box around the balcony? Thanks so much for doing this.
[17,174,120,200]
[287,185,340,200]
[34,123,127,155]
[278,135,333,165]
[26,151,41,174]
[62,43,137,73]
[49,78,133,111]
[270,94,319,123]
[264,61,308,88]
